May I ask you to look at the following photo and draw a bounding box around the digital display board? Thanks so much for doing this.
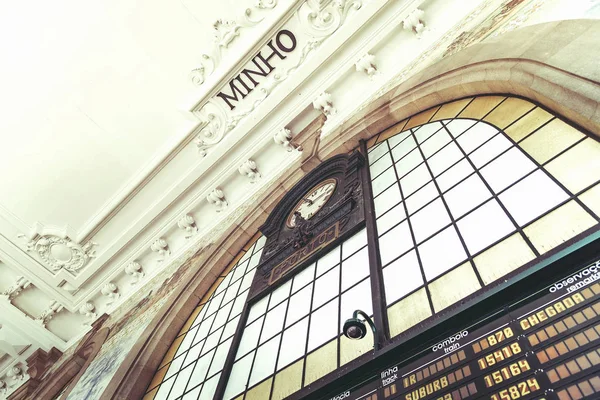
[324,261,600,400]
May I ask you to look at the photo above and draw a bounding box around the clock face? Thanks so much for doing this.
[287,178,337,228]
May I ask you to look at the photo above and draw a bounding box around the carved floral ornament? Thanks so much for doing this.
[18,234,97,273]
[189,0,280,86]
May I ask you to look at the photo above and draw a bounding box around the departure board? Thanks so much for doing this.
[324,261,600,400]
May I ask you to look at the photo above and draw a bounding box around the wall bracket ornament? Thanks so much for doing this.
[35,300,63,327]
[313,92,336,119]
[124,261,145,285]
[402,8,426,38]
[177,215,199,238]
[18,234,97,273]
[100,283,120,306]
[1,276,31,302]
[273,128,302,152]
[355,53,378,78]
[150,239,171,262]
[78,302,97,325]
[206,188,228,212]
[238,160,261,183]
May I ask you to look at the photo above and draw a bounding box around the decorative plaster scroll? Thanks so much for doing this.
[18,234,97,273]
[35,301,63,327]
[0,380,6,395]
[355,53,378,78]
[189,2,279,86]
[177,215,198,238]
[403,8,426,38]
[206,189,228,212]
[1,277,31,302]
[101,283,120,306]
[238,160,261,183]
[150,239,171,262]
[313,92,336,118]
[78,302,97,325]
[297,0,363,38]
[193,99,228,157]
[124,261,145,285]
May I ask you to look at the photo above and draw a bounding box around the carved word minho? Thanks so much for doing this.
[216,30,297,110]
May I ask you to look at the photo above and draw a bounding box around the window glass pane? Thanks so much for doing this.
[455,121,497,153]
[209,339,233,376]
[546,138,600,193]
[378,221,413,267]
[169,363,194,398]
[419,226,467,280]
[368,142,388,165]
[499,170,569,225]
[374,184,402,217]
[316,246,340,277]
[400,164,431,197]
[247,296,268,325]
[372,166,396,196]
[383,250,423,305]
[428,142,463,177]
[406,182,438,215]
[269,280,292,310]
[414,121,443,143]
[394,148,423,178]
[480,147,536,193]
[278,317,309,370]
[236,317,263,359]
[437,159,474,193]
[445,119,477,138]
[341,247,370,292]
[342,228,367,259]
[224,352,254,400]
[410,199,451,243]
[421,129,452,158]
[457,200,515,254]
[312,266,340,309]
[376,203,406,235]
[369,152,393,178]
[199,373,220,400]
[429,263,481,312]
[390,135,417,161]
[260,301,287,344]
[249,334,281,387]
[388,288,431,337]
[291,263,315,294]
[520,119,584,164]
[469,134,512,168]
[286,284,313,328]
[188,350,215,390]
[444,174,491,218]
[308,299,338,352]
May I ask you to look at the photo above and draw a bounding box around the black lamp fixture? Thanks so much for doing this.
[342,310,379,350]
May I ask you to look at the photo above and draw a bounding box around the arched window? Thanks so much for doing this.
[144,234,266,400]
[143,95,600,400]
[368,96,600,338]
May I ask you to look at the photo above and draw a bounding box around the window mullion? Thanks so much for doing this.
[359,139,391,348]
[213,299,252,399]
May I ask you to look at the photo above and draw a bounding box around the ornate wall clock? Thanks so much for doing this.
[248,151,366,300]
[285,178,337,228]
